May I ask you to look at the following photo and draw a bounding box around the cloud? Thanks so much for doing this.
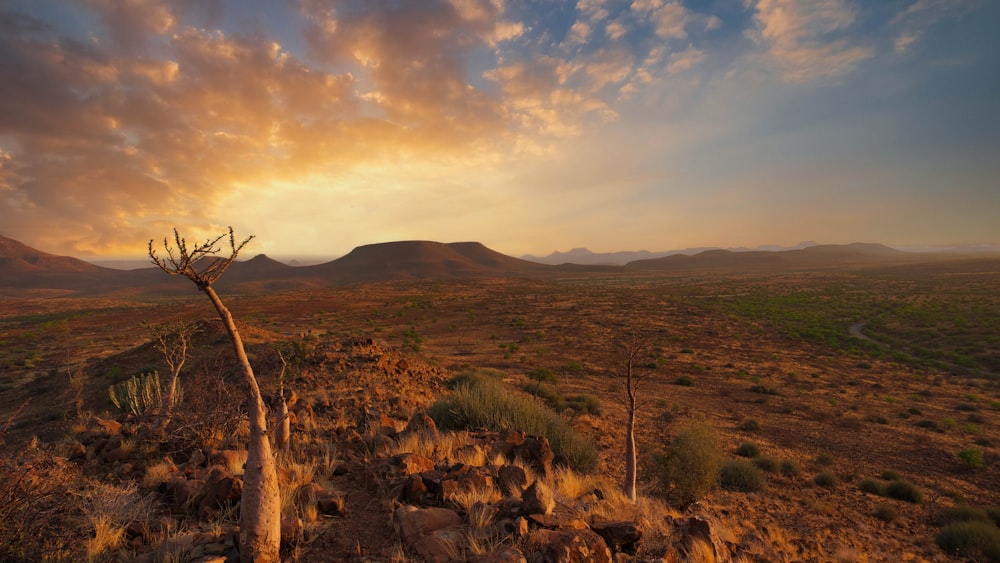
[745,0,874,82]
[632,0,692,39]
[890,0,981,54]
[666,46,705,74]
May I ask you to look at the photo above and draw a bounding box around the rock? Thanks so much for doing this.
[397,474,429,504]
[296,482,344,515]
[454,466,496,498]
[170,477,205,511]
[188,449,207,467]
[591,521,642,554]
[521,480,555,516]
[395,506,463,543]
[677,516,735,563]
[498,464,528,497]
[412,527,466,563]
[402,412,439,439]
[492,430,527,460]
[468,546,527,563]
[198,467,243,521]
[528,513,588,530]
[514,436,554,477]
[210,450,247,474]
[389,452,437,476]
[92,417,123,436]
[524,528,613,563]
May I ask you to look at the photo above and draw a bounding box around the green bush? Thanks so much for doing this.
[719,460,765,492]
[957,448,985,470]
[674,376,694,386]
[526,368,557,383]
[885,479,923,503]
[108,371,177,417]
[859,478,885,495]
[655,423,722,507]
[874,504,896,522]
[428,377,597,472]
[880,469,901,481]
[565,394,601,416]
[735,442,760,458]
[815,453,835,466]
[521,381,565,411]
[780,459,802,478]
[937,505,990,526]
[753,456,779,473]
[448,368,504,389]
[738,419,761,431]
[936,521,1000,560]
[814,470,838,488]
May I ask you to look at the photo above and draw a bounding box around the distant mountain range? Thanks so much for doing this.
[521,241,821,266]
[1,234,997,296]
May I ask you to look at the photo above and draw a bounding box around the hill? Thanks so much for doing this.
[304,240,551,285]
[624,243,913,272]
[0,235,109,274]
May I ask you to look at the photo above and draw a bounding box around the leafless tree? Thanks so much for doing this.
[619,331,654,502]
[149,227,280,563]
[272,344,292,453]
[148,321,200,437]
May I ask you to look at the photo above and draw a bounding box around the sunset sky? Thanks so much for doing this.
[1,0,998,260]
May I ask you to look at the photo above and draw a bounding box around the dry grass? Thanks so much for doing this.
[142,458,177,488]
[448,483,502,512]
[83,481,156,561]
[85,514,126,561]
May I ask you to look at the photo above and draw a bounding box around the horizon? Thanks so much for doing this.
[1,1,998,258]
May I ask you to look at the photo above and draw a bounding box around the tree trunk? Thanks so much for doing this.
[153,371,180,438]
[623,395,637,502]
[274,397,290,452]
[202,286,281,563]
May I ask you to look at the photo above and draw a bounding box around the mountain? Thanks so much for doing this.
[0,235,109,273]
[624,243,911,272]
[523,242,820,266]
[305,241,551,284]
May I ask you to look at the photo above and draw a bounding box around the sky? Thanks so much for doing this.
[1,0,998,261]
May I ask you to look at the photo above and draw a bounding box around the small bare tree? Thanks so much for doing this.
[148,321,200,437]
[149,227,280,563]
[619,331,653,502]
[272,344,291,453]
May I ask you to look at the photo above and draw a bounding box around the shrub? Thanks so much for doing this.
[937,505,990,526]
[815,453,835,466]
[814,471,838,488]
[428,377,597,472]
[521,381,565,411]
[448,369,503,389]
[780,459,802,478]
[526,368,557,383]
[674,376,694,386]
[735,442,760,458]
[936,521,1000,560]
[753,456,779,473]
[859,478,885,495]
[738,419,761,431]
[885,479,923,503]
[108,371,178,417]
[749,385,778,395]
[719,460,765,492]
[655,423,722,507]
[565,394,601,416]
[957,448,985,470]
[880,470,901,481]
[987,507,1000,528]
[874,504,896,522]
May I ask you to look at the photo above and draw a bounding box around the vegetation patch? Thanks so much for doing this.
[719,460,765,492]
[428,376,597,472]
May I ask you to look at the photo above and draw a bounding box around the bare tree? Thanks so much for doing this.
[148,321,200,437]
[272,344,291,453]
[619,331,653,502]
[149,227,280,563]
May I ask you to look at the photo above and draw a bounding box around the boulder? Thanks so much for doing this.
[395,506,462,543]
[521,480,555,516]
[402,412,439,439]
[198,467,243,521]
[514,436,554,477]
[498,464,528,497]
[391,453,437,476]
[524,528,613,563]
[591,521,642,554]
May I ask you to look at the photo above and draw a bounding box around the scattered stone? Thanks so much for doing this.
[591,521,642,554]
[524,528,613,563]
[395,506,463,543]
[521,480,556,516]
[198,467,243,521]
[392,452,437,475]
[498,464,528,497]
